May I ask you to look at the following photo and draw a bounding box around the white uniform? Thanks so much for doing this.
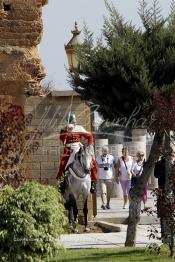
[65,125,93,168]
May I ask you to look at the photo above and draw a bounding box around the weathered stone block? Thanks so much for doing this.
[26,170,41,179]
[33,146,48,155]
[28,163,40,170]
[47,147,59,156]
[40,169,56,179]
[54,161,59,169]
[41,162,55,170]
[25,96,43,105]
[47,155,59,162]
[25,105,35,114]
[43,139,59,147]
[27,155,47,162]
[0,1,48,94]
[47,179,56,186]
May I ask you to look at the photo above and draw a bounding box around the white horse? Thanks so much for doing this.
[62,144,93,233]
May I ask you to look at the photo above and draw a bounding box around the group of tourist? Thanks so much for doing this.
[96,145,147,210]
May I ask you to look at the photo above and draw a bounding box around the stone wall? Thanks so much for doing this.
[24,91,92,186]
[0,0,48,95]
[0,0,47,47]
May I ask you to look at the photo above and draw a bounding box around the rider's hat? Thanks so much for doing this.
[66,112,76,123]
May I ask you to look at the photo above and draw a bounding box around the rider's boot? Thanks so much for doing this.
[90,181,96,193]
[90,159,97,193]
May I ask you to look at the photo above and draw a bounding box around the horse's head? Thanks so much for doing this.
[75,144,93,175]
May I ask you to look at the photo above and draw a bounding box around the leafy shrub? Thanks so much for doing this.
[0,181,67,261]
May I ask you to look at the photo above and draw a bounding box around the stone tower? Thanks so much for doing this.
[0,0,48,98]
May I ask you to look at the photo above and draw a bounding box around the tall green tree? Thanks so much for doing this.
[69,0,175,247]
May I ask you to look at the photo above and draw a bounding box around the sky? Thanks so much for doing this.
[40,0,172,90]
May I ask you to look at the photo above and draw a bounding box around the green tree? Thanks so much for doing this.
[69,0,175,248]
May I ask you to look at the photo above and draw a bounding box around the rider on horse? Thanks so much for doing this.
[56,112,97,193]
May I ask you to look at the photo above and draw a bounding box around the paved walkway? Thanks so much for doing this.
[59,191,161,248]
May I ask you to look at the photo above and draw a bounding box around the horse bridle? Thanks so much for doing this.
[68,145,92,179]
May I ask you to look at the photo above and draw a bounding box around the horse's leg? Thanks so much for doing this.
[83,197,90,232]
[73,200,78,223]
[69,194,79,233]
[65,200,71,224]
[64,198,73,227]
[65,194,74,231]
[63,181,73,226]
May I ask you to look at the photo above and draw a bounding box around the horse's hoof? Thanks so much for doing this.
[73,228,79,234]
[68,225,73,230]
[84,227,90,233]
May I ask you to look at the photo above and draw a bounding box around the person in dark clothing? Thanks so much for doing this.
[154,157,166,240]
[154,157,166,190]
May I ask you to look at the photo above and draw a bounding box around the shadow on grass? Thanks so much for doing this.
[50,249,152,262]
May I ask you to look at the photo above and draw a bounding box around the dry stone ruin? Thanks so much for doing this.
[0,0,48,186]
[0,0,48,96]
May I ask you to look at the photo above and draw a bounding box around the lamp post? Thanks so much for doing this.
[65,22,97,219]
[65,22,81,72]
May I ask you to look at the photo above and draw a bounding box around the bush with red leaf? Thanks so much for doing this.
[0,103,42,188]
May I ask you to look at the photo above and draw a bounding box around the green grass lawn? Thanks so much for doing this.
[48,247,174,262]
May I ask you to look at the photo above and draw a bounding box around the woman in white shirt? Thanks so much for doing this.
[131,151,147,208]
[115,146,134,209]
